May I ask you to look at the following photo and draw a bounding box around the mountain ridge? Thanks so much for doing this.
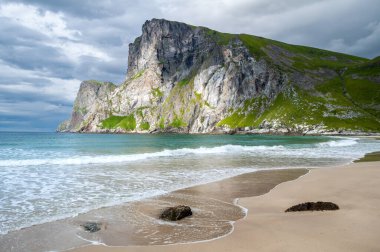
[58,18,380,134]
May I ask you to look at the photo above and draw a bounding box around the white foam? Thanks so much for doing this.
[0,144,284,167]
[0,166,257,235]
[0,138,363,167]
[317,138,358,147]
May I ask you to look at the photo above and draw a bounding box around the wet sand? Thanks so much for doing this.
[70,161,380,252]
[0,169,307,252]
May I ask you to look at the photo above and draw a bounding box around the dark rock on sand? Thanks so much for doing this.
[82,222,101,232]
[285,201,339,212]
[160,205,192,221]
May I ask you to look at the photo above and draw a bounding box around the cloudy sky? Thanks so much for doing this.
[0,0,379,131]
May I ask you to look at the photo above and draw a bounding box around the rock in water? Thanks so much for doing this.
[82,222,101,232]
[285,201,339,212]
[160,205,192,221]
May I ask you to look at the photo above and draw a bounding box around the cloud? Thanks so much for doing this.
[0,3,80,40]
[0,98,73,132]
[0,0,379,131]
[0,101,70,117]
[0,60,80,101]
[328,21,380,58]
[0,58,80,131]
[6,0,140,19]
[0,3,111,62]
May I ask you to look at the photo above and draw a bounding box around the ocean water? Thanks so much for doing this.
[0,132,379,235]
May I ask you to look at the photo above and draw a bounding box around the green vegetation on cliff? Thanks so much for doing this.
[151,87,163,98]
[170,115,187,128]
[206,28,366,72]
[140,121,150,130]
[217,79,380,131]
[131,70,145,80]
[101,115,136,130]
[206,27,379,132]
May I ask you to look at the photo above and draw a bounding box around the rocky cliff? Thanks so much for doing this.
[58,19,380,134]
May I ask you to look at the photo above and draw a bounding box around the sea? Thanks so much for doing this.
[0,132,379,235]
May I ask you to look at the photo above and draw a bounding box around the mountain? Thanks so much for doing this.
[58,19,380,134]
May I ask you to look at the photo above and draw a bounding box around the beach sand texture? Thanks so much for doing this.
[0,169,307,251]
[70,161,380,252]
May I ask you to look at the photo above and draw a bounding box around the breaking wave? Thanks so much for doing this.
[0,138,358,167]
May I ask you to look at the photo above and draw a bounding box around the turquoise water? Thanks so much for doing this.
[0,132,379,234]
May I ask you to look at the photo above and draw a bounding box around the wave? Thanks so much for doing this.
[0,144,284,167]
[0,138,358,167]
[317,138,358,147]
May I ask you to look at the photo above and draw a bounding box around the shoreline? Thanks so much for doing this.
[67,169,312,251]
[0,167,300,235]
[1,149,379,251]
[56,130,380,136]
[69,159,380,252]
[0,169,308,252]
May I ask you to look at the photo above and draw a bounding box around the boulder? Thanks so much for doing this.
[81,222,101,232]
[159,205,192,221]
[285,201,339,212]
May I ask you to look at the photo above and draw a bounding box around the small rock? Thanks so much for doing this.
[82,222,101,232]
[159,205,192,221]
[227,129,237,135]
[285,201,339,212]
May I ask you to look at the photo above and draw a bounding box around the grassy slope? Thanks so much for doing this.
[210,30,380,131]
[343,57,380,119]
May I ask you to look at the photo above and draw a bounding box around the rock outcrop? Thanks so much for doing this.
[60,80,116,132]
[159,205,193,221]
[58,19,380,134]
[285,202,339,212]
[81,222,102,232]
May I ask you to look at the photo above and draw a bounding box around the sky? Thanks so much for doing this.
[0,0,379,132]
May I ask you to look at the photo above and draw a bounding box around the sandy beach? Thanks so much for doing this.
[0,169,307,252]
[70,160,380,252]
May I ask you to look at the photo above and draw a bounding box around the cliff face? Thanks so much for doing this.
[58,19,380,134]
